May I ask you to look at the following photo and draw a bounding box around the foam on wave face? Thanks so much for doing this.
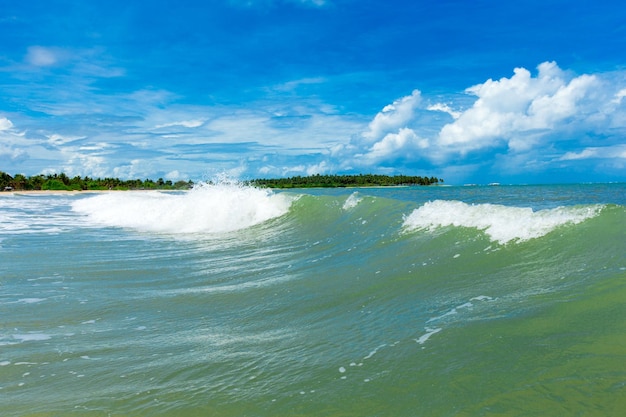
[71,182,293,234]
[342,192,363,210]
[403,200,603,244]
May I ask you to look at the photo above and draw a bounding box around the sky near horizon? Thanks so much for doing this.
[1,0,626,184]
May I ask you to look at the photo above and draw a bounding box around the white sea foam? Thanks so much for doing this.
[17,298,46,304]
[342,192,362,210]
[13,333,51,342]
[427,302,474,323]
[71,182,294,235]
[403,200,603,244]
[415,327,442,344]
[0,195,84,235]
[363,344,387,360]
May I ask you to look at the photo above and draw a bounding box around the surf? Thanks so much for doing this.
[71,181,294,235]
[402,199,605,244]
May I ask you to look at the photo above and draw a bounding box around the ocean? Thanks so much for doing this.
[1,183,625,416]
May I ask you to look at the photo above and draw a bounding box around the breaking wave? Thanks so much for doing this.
[71,182,294,235]
[402,200,604,244]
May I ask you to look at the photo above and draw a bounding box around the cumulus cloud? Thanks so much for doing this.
[337,61,626,182]
[436,62,602,153]
[361,89,422,143]
[360,127,429,164]
[0,117,14,130]
[62,153,107,178]
[306,160,329,175]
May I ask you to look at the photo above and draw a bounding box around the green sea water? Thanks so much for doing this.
[1,183,625,416]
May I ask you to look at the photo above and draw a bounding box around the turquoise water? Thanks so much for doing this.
[1,183,625,416]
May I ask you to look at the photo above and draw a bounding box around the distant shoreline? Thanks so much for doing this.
[0,189,180,196]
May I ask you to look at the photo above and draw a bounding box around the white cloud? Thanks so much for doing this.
[361,127,429,163]
[437,62,600,153]
[361,89,422,143]
[0,145,28,162]
[155,119,205,129]
[559,145,626,161]
[112,159,153,180]
[306,160,329,175]
[0,117,14,130]
[427,103,461,119]
[333,61,626,182]
[165,170,184,181]
[273,77,326,92]
[611,88,626,105]
[26,46,61,67]
[47,133,86,146]
[62,153,107,178]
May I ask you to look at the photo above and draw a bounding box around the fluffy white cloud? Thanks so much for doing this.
[306,160,329,175]
[62,153,107,178]
[426,103,461,119]
[361,89,422,144]
[437,62,601,153]
[0,117,14,130]
[360,127,429,163]
[611,89,626,105]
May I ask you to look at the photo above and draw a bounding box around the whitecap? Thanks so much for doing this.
[342,192,362,210]
[403,200,603,244]
[71,181,294,235]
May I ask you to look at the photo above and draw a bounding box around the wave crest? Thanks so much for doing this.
[403,200,603,244]
[71,182,293,235]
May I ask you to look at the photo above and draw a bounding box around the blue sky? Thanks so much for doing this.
[1,0,625,184]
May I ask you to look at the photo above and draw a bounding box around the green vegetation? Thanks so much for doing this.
[1,171,442,191]
[0,171,194,191]
[249,174,442,188]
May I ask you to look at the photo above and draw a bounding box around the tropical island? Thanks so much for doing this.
[250,174,442,188]
[0,171,442,191]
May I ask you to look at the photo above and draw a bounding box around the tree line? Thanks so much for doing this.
[0,171,194,191]
[1,171,442,191]
[248,173,442,188]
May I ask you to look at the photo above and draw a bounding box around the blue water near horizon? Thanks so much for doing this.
[1,183,625,416]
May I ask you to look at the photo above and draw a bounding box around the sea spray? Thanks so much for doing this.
[342,192,363,210]
[71,181,294,234]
